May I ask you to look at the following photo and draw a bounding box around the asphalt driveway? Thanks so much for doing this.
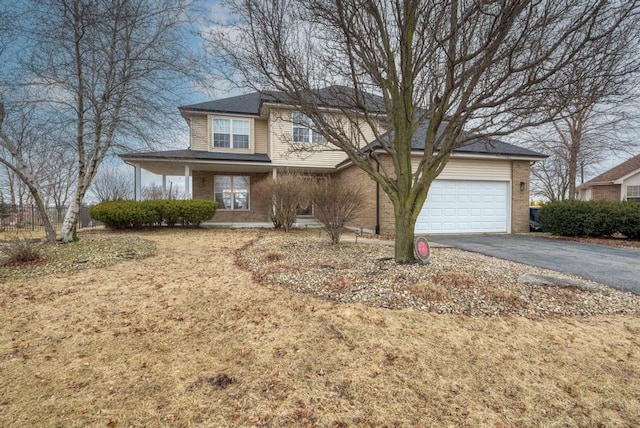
[430,234,640,295]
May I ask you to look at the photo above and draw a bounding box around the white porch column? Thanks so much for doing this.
[134,164,142,201]
[184,164,191,199]
[162,175,167,199]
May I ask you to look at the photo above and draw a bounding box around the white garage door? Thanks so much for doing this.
[415,180,509,234]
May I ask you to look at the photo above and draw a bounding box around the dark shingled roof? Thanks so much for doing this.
[179,92,267,116]
[120,149,271,163]
[579,154,640,187]
[339,120,546,166]
[179,85,386,116]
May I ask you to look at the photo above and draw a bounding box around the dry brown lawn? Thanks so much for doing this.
[1,228,639,427]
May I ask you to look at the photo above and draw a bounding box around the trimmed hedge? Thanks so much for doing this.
[538,200,640,238]
[90,199,217,229]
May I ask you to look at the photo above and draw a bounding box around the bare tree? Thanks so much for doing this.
[141,182,183,200]
[0,104,57,242]
[90,165,133,202]
[530,153,572,202]
[255,172,310,232]
[142,183,165,201]
[211,0,640,262]
[0,100,78,230]
[528,18,640,200]
[42,147,78,221]
[0,0,200,242]
[311,177,365,244]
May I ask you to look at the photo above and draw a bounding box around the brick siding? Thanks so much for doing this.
[511,160,531,233]
[335,157,396,235]
[335,157,532,235]
[591,184,621,201]
[192,170,271,222]
[335,164,378,232]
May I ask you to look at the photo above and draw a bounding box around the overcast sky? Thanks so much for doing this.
[2,0,637,199]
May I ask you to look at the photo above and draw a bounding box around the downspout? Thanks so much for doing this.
[375,157,380,235]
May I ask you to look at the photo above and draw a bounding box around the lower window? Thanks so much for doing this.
[214,176,250,210]
[627,185,640,203]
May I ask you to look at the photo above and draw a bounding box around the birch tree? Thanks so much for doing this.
[0,0,199,242]
[211,0,640,262]
[0,104,58,242]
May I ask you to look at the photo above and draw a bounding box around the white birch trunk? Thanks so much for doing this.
[0,127,57,243]
[60,166,98,243]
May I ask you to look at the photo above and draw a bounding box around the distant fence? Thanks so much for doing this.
[0,204,95,232]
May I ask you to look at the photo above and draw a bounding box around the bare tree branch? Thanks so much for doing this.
[210,0,640,262]
[90,165,133,202]
[0,0,202,242]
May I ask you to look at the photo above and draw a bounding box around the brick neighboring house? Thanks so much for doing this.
[119,86,546,235]
[576,154,640,202]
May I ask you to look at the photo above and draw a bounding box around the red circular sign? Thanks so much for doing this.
[417,240,429,257]
[414,236,430,262]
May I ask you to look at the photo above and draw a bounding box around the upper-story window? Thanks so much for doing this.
[213,118,250,149]
[292,112,326,145]
[627,185,640,202]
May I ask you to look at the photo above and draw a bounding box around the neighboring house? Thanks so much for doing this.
[576,154,640,202]
[119,86,546,235]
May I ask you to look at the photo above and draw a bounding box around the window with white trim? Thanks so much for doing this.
[292,112,326,145]
[214,176,250,210]
[213,118,250,149]
[627,185,640,202]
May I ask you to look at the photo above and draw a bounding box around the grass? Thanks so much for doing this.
[0,228,639,427]
[0,230,155,282]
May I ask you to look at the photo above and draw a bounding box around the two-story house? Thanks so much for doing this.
[120,86,546,235]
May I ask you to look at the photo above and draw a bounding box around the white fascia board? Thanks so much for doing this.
[262,102,385,117]
[119,157,270,168]
[334,150,544,170]
[372,148,546,162]
[270,162,338,171]
[446,152,547,161]
[120,156,338,172]
[178,109,260,118]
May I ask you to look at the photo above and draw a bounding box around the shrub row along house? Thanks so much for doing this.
[120,86,546,235]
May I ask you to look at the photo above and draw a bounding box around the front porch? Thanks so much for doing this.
[119,149,336,228]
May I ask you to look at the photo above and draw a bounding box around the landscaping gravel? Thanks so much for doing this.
[237,232,640,318]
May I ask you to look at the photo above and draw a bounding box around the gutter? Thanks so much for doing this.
[335,150,547,170]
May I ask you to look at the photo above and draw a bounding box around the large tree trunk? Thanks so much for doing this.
[567,147,579,200]
[61,173,97,242]
[23,182,56,244]
[0,148,57,243]
[393,203,419,263]
[61,195,80,243]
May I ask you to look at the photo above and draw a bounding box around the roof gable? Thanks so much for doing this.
[582,154,640,186]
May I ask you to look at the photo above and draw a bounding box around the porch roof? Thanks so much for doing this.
[119,149,273,175]
[121,149,271,163]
